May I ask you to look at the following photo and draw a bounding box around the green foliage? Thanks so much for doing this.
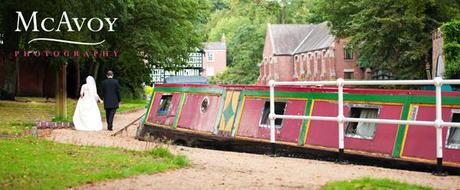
[310,0,460,79]
[171,155,189,167]
[321,177,432,190]
[0,0,209,98]
[150,147,174,158]
[0,137,188,189]
[211,24,264,84]
[52,116,72,123]
[207,0,313,84]
[0,122,33,135]
[442,20,460,79]
[117,99,148,112]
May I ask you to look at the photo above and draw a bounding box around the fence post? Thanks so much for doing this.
[337,78,345,162]
[434,77,446,176]
[269,80,276,155]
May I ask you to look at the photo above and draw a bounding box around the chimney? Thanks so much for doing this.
[221,33,226,43]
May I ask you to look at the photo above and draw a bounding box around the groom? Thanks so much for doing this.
[102,70,121,131]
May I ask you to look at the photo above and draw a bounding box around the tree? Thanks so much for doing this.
[0,0,208,120]
[309,0,460,79]
[442,20,460,79]
[0,0,209,100]
[207,0,313,84]
[211,24,264,84]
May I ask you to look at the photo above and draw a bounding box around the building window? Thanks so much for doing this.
[207,52,215,62]
[446,111,460,149]
[345,106,379,139]
[157,95,173,115]
[259,101,287,128]
[344,71,354,80]
[344,48,353,60]
[372,70,393,80]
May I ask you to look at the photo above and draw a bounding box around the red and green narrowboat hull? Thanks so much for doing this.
[138,83,460,170]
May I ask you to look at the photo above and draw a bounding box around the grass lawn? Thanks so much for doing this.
[321,177,433,190]
[0,97,147,135]
[0,137,188,190]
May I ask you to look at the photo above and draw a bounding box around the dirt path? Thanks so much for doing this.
[45,109,460,190]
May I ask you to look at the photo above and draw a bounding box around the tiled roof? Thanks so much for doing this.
[269,22,334,55]
[203,42,226,50]
[165,76,208,84]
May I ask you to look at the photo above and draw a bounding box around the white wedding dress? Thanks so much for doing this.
[73,76,103,131]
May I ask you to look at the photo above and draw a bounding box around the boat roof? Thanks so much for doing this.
[154,83,460,97]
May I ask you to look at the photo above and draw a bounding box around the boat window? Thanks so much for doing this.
[345,106,379,139]
[200,97,209,113]
[157,95,173,115]
[259,101,286,128]
[446,112,460,149]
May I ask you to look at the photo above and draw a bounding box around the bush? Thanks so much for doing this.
[442,20,460,79]
[120,86,144,100]
[150,147,174,159]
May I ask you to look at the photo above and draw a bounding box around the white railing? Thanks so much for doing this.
[269,77,460,173]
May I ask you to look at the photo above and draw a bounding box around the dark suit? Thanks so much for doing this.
[101,78,121,130]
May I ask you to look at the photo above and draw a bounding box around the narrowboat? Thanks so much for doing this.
[136,83,460,172]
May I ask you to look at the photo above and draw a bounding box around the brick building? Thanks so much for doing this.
[258,22,369,85]
[202,38,227,77]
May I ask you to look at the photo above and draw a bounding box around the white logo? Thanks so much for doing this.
[15,11,118,45]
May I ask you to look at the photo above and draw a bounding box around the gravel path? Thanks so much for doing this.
[45,109,460,190]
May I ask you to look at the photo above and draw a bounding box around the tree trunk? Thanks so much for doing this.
[0,53,17,100]
[75,57,81,97]
[56,62,68,119]
[92,61,100,80]
[0,9,19,100]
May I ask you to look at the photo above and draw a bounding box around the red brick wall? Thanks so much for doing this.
[214,50,227,75]
[258,28,274,85]
[257,33,364,85]
[333,39,363,80]
[202,50,227,77]
[276,56,293,81]
[262,28,274,58]
[15,59,56,97]
[17,60,43,96]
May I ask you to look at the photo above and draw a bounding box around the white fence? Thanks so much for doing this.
[268,77,460,173]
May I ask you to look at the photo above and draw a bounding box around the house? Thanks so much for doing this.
[258,22,369,85]
[151,50,205,83]
[150,38,227,83]
[202,36,227,77]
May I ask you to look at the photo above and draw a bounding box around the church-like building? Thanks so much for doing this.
[258,22,370,85]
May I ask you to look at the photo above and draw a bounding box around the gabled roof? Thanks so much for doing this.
[268,22,334,55]
[203,42,226,50]
[165,76,208,84]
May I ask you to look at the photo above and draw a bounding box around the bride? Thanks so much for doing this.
[73,76,103,131]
